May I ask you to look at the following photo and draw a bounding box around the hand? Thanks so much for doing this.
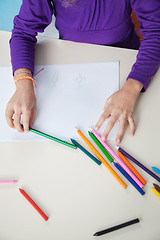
[5,79,37,132]
[95,79,143,144]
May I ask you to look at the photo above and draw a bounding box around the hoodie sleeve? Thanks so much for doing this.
[127,0,160,91]
[10,0,54,75]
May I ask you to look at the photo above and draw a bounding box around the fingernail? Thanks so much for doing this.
[95,126,98,130]
[102,136,105,141]
[24,128,29,133]
[116,139,120,144]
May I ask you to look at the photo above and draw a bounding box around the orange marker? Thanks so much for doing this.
[117,150,146,185]
[75,127,127,189]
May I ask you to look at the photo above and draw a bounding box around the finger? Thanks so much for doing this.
[95,112,110,130]
[128,116,135,136]
[22,108,31,132]
[5,107,15,128]
[29,108,37,127]
[116,118,127,144]
[13,111,23,132]
[101,115,118,141]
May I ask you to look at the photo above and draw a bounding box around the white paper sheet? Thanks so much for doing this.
[0,62,119,142]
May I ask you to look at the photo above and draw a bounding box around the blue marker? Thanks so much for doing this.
[113,162,145,196]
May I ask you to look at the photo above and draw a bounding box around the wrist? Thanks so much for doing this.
[15,79,34,91]
[14,68,34,90]
[123,78,143,96]
[14,68,32,79]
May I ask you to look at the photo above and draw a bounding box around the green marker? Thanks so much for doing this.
[88,131,113,163]
[21,124,77,149]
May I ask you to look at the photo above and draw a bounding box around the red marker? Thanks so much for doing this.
[19,188,48,221]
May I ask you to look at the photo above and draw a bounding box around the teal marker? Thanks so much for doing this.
[71,138,101,165]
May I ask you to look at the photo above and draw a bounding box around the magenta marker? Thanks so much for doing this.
[90,128,144,189]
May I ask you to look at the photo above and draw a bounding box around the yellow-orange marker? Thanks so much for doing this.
[75,127,127,189]
[151,187,160,199]
[117,150,147,185]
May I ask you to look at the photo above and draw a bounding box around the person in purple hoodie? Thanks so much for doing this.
[5,0,160,144]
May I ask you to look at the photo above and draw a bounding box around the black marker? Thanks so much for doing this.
[93,218,140,236]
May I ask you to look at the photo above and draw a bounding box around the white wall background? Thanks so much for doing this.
[38,16,59,39]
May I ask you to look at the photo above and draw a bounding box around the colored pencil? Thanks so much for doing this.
[21,125,76,149]
[88,131,113,163]
[70,138,101,165]
[151,187,160,199]
[151,167,160,175]
[93,218,140,236]
[153,183,160,193]
[90,128,144,188]
[117,150,146,185]
[75,127,127,189]
[19,188,49,221]
[117,147,160,183]
[113,162,145,195]
[0,180,17,184]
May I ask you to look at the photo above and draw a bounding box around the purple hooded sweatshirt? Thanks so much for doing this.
[10,0,160,91]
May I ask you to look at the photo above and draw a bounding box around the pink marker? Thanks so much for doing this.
[0,180,17,184]
[91,128,144,189]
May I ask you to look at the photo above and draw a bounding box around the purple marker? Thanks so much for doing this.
[115,146,160,183]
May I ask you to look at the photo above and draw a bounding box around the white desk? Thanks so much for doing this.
[0,30,160,240]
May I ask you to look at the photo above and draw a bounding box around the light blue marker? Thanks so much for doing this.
[151,167,160,175]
